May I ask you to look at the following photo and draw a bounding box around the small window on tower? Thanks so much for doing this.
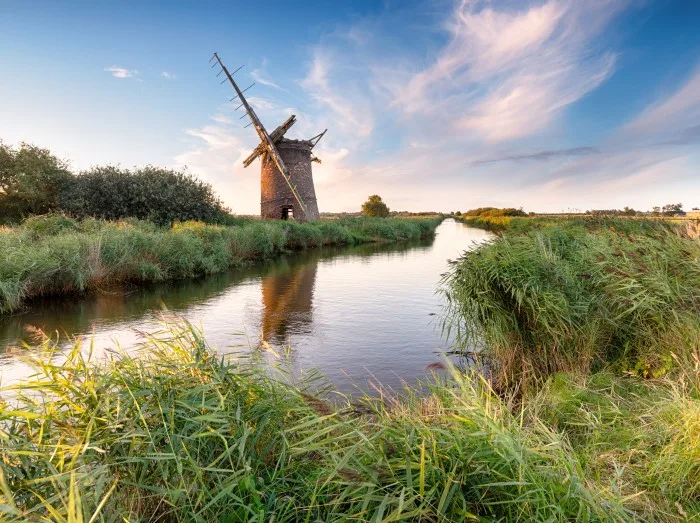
[282,206,294,220]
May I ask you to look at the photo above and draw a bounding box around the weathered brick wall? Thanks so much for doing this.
[260,139,320,221]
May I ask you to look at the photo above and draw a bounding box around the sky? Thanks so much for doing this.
[1,0,699,214]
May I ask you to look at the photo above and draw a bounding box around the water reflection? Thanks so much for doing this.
[0,221,491,392]
[261,257,317,344]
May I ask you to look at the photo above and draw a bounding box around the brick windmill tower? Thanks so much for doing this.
[211,53,326,222]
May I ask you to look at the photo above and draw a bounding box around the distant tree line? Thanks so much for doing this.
[461,207,527,217]
[0,142,231,225]
[587,204,685,217]
[587,207,640,216]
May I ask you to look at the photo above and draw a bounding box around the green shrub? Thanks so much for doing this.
[0,141,235,226]
[361,194,390,218]
[62,165,231,226]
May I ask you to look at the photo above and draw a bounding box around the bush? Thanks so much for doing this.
[463,207,527,217]
[21,213,78,237]
[0,141,235,226]
[62,165,231,226]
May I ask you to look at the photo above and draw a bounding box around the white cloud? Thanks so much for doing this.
[251,69,282,90]
[621,67,700,141]
[285,0,632,211]
[301,50,375,139]
[104,66,137,79]
[388,0,623,141]
[247,96,276,111]
[161,71,177,80]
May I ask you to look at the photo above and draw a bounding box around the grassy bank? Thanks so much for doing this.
[444,216,700,390]
[437,215,700,519]
[2,322,699,521]
[0,323,629,522]
[0,214,441,315]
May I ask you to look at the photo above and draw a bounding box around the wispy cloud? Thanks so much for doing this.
[621,67,700,142]
[389,0,623,141]
[473,147,599,165]
[288,0,630,210]
[174,112,259,213]
[104,66,137,79]
[247,96,276,111]
[251,69,282,90]
[161,71,177,80]
[301,50,375,139]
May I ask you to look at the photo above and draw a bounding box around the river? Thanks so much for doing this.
[0,220,491,392]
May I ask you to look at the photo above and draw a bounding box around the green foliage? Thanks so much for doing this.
[20,213,78,237]
[529,371,700,519]
[0,141,233,226]
[0,322,627,521]
[62,165,231,226]
[662,202,684,216]
[0,216,441,314]
[0,142,73,223]
[442,217,700,392]
[361,194,390,218]
[463,207,527,217]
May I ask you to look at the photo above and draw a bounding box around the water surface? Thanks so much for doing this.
[0,220,491,392]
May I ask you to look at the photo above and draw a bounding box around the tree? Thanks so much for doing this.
[661,203,684,216]
[361,195,390,218]
[0,142,72,223]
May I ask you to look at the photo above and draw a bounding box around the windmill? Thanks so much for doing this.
[210,52,326,222]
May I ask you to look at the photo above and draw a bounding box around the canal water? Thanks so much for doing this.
[0,220,491,393]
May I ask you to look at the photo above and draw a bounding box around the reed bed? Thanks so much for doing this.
[442,217,700,391]
[0,322,629,522]
[0,215,441,315]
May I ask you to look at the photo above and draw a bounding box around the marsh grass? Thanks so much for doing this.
[0,321,631,522]
[442,218,700,392]
[0,216,441,315]
[527,366,700,520]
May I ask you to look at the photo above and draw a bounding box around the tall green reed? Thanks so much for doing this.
[0,321,626,522]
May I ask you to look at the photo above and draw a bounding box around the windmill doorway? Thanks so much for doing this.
[281,206,294,220]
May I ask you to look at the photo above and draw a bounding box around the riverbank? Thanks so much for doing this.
[2,321,699,521]
[445,215,700,389]
[0,322,629,521]
[440,214,700,519]
[0,214,442,315]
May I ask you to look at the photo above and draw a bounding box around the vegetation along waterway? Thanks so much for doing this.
[0,218,491,391]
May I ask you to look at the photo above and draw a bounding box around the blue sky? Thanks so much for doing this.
[1,0,699,214]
